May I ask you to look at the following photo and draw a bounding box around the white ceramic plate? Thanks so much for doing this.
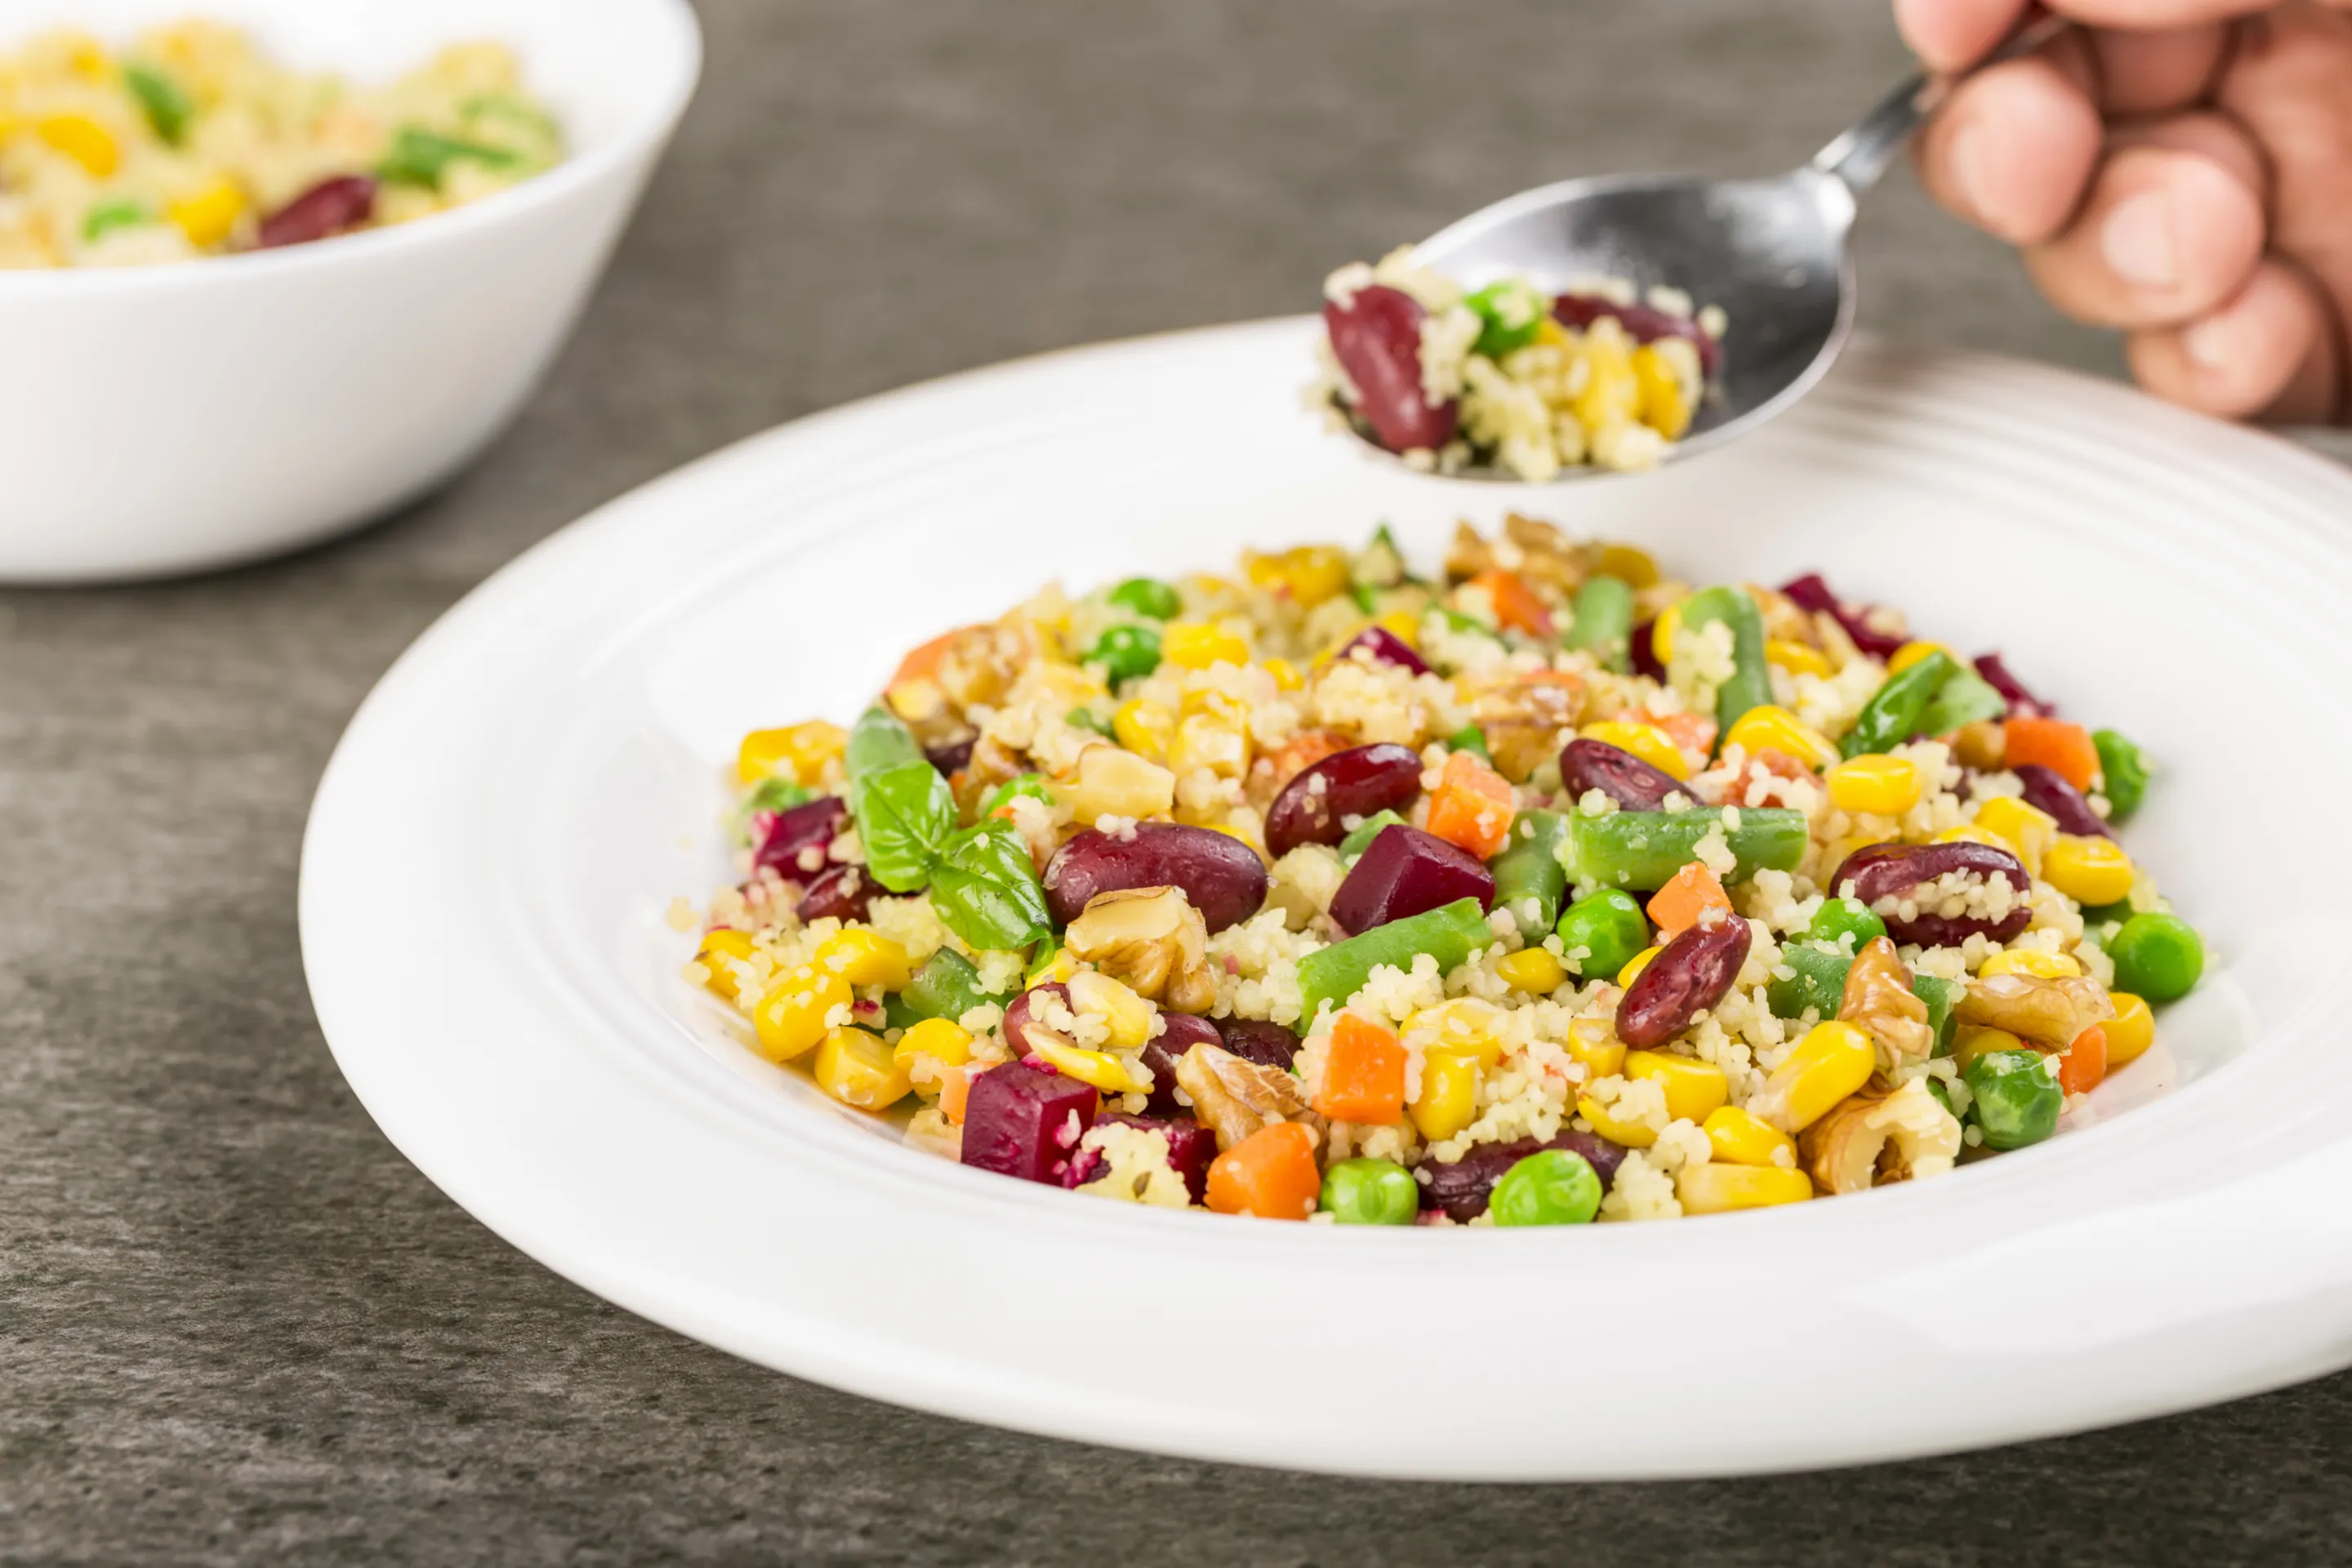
[301,323,2352,1480]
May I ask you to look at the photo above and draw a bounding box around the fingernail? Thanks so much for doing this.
[1949,123,1998,226]
[2183,313,2238,371]
[2101,192,2178,288]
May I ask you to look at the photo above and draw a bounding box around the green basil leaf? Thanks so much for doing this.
[853,761,955,893]
[844,705,924,786]
[929,821,1051,952]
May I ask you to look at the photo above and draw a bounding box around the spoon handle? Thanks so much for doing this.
[1812,11,2073,194]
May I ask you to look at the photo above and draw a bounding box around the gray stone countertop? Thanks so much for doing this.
[6,2,2348,1561]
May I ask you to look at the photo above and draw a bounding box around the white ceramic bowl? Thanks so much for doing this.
[0,0,700,581]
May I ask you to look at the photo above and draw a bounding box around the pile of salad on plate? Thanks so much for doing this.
[677,514,2201,1226]
[1316,247,1725,479]
[0,20,563,268]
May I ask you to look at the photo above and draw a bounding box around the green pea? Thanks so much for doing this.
[2093,728,2150,821]
[1448,723,1490,760]
[1318,1157,1419,1225]
[1963,1049,2063,1152]
[1465,278,1548,360]
[1489,1150,1602,1226]
[2109,911,2203,1002]
[1106,577,1181,621]
[979,773,1054,817]
[1555,889,1650,980]
[1805,897,1886,951]
[1338,810,1406,864]
[1087,625,1161,686]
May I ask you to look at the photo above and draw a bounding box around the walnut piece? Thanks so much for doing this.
[1838,936,1935,1065]
[1173,1040,1307,1150]
[1466,671,1586,782]
[1500,513,1588,597]
[1798,1078,1962,1195]
[1952,721,2007,771]
[1957,972,2115,1049]
[1445,520,1499,584]
[1063,887,1219,1015]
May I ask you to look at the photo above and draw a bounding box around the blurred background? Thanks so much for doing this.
[7,2,2347,1561]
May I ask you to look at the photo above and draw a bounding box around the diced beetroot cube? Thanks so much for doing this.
[1778,572,1905,661]
[751,795,848,881]
[1098,1113,1218,1204]
[1330,824,1496,935]
[960,1062,1098,1186]
[1334,624,1430,677]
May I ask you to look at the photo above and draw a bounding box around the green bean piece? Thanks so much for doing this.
[1489,1150,1602,1226]
[1963,1049,2063,1151]
[124,64,194,145]
[854,761,956,893]
[1841,650,1956,759]
[1561,806,1807,891]
[1912,974,1966,1055]
[1439,607,1498,639]
[82,198,149,242]
[1677,586,1772,738]
[1105,577,1181,621]
[1804,897,1886,951]
[2093,729,2150,820]
[1490,809,1568,933]
[1766,944,1851,1021]
[1088,624,1161,685]
[1448,723,1490,760]
[1924,1076,1957,1118]
[1338,810,1406,864]
[1296,898,1494,1027]
[1319,1157,1419,1224]
[845,705,925,784]
[899,948,1000,1023]
[1916,666,2007,737]
[1563,574,1635,673]
[1465,278,1548,359]
[2109,912,2203,1002]
[1553,889,1650,980]
[883,993,927,1030]
[929,819,1051,951]
[378,126,521,188]
[1065,706,1116,740]
[978,773,1054,818]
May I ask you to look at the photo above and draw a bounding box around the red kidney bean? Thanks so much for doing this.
[1213,1017,1301,1071]
[1329,824,1496,935]
[1974,653,2055,718]
[1263,742,1424,858]
[1139,1013,1220,1116]
[1827,840,2034,947]
[1779,572,1906,661]
[1334,623,1430,677]
[1001,982,1073,1059]
[1558,737,1685,812]
[1417,1130,1628,1222]
[2012,763,2110,839]
[1324,284,1459,452]
[1629,617,1665,682]
[257,175,378,249]
[960,1061,1097,1185]
[752,795,848,880]
[1044,824,1269,932]
[1093,1113,1218,1202]
[795,864,874,924]
[1615,915,1752,1047]
[924,736,976,775]
[1552,292,1722,376]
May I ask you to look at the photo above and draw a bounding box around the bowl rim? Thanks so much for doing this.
[0,0,702,296]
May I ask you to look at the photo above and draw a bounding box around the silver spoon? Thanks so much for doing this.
[1365,13,2070,478]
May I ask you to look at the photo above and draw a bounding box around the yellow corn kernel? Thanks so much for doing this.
[1702,1106,1796,1168]
[1565,1018,1625,1085]
[1572,326,1641,430]
[737,719,847,785]
[1375,609,1422,648]
[1494,947,1567,995]
[1111,697,1175,761]
[1951,1024,2025,1070]
[1029,947,1079,985]
[1027,1036,1151,1094]
[813,1027,914,1111]
[694,929,758,1000]
[167,177,244,248]
[1931,825,2004,850]
[1979,948,2082,980]
[752,967,851,1062]
[1160,621,1250,670]
[1409,1049,1481,1142]
[1618,945,1662,990]
[1168,705,1250,780]
[2043,835,2136,906]
[1826,754,1922,816]
[812,928,911,990]
[1579,719,1690,781]
[1766,639,1833,679]
[1067,969,1154,1049]
[1624,1049,1730,1124]
[2104,992,2155,1066]
[1677,1163,1814,1214]
[1577,1095,1656,1150]
[1595,543,1658,590]
[1974,795,2059,877]
[37,113,118,176]
[1724,705,1839,771]
[893,1017,974,1077]
[1263,657,1303,693]
[1403,999,1507,1067]
[1650,601,1683,666]
[1760,1020,1875,1132]
[1632,343,1693,439]
[1888,640,1953,676]
[1245,545,1351,608]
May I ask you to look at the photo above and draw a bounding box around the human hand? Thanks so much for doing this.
[1900,0,2351,423]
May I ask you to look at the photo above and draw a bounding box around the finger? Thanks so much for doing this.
[1895,0,2031,73]
[1915,58,2105,244]
[2090,22,2232,113]
[2045,0,2271,26]
[2128,259,2346,422]
[2023,140,2268,329]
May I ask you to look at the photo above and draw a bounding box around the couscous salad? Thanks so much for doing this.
[0,20,561,268]
[677,516,2198,1225]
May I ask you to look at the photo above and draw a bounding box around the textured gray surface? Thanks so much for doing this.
[5,1,2350,1561]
